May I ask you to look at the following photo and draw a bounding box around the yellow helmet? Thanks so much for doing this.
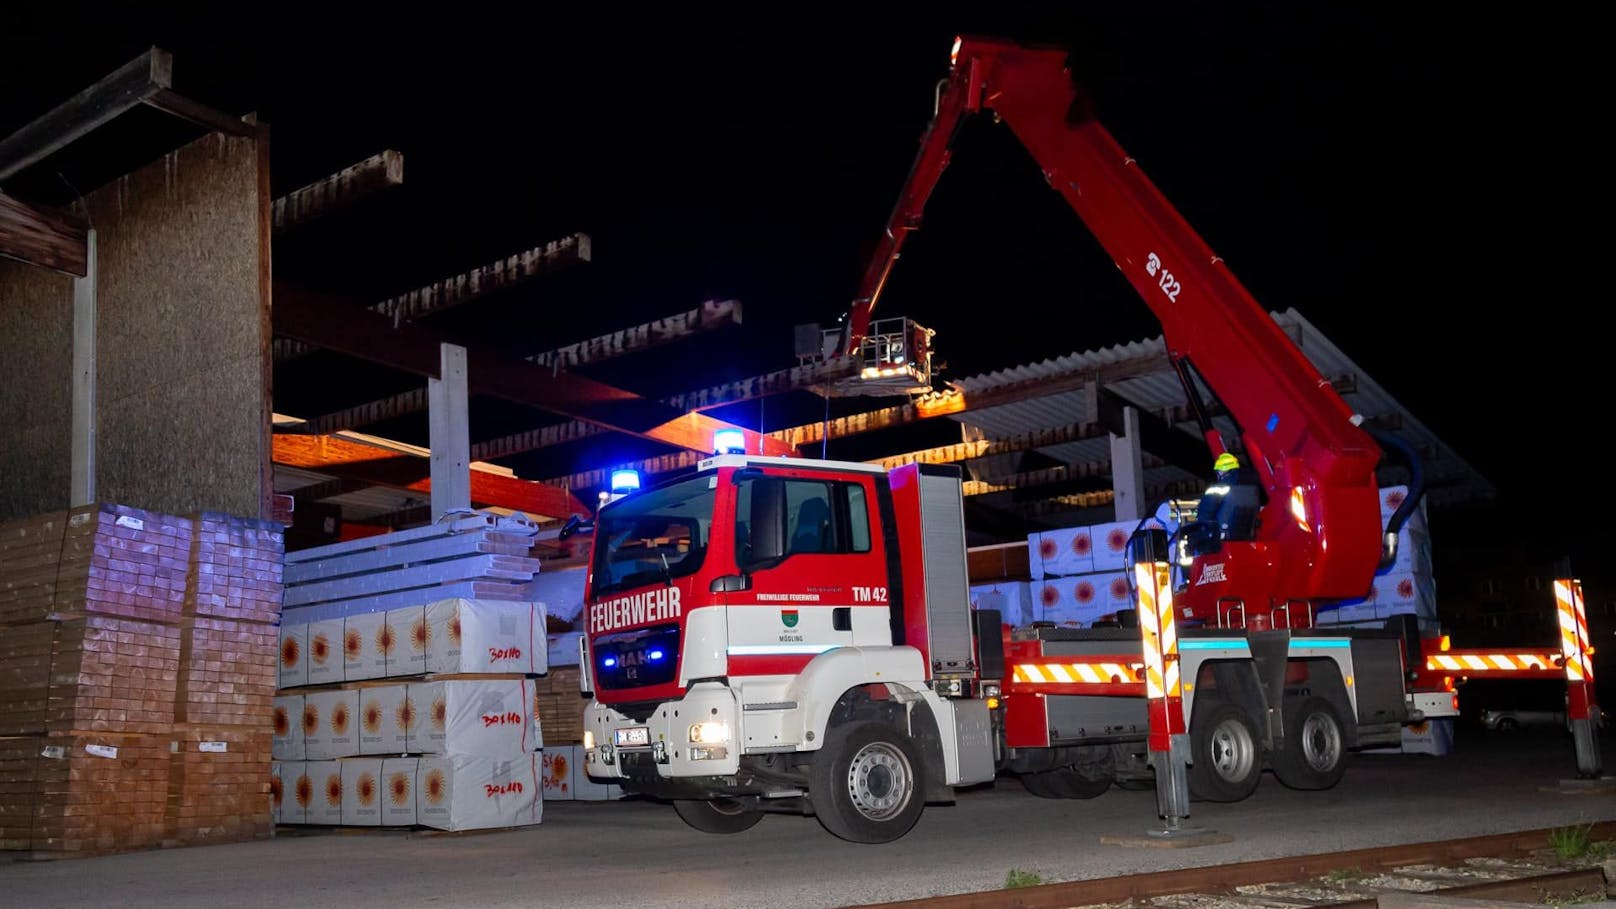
[1214,452,1240,473]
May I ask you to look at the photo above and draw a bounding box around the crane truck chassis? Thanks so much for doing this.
[574,35,1460,844]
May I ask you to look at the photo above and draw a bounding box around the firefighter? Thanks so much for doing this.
[1198,452,1262,543]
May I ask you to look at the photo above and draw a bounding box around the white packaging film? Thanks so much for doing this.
[306,761,345,825]
[416,754,543,831]
[381,758,420,826]
[425,598,548,675]
[405,678,543,756]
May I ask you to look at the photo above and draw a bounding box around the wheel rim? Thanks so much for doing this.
[709,798,749,817]
[1300,711,1342,772]
[1210,717,1256,782]
[845,740,913,820]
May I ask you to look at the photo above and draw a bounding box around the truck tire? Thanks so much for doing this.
[1189,702,1262,802]
[1048,765,1112,799]
[1020,771,1065,799]
[1272,697,1347,790]
[810,721,925,844]
[672,797,764,834]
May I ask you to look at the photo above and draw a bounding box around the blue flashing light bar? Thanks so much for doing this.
[610,468,641,493]
[713,429,746,455]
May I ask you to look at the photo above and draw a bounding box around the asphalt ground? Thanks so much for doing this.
[3,726,1612,909]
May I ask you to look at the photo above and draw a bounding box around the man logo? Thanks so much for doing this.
[782,609,799,628]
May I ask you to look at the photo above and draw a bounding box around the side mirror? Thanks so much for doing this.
[559,514,594,540]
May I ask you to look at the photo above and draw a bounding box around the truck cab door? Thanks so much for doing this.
[725,471,891,674]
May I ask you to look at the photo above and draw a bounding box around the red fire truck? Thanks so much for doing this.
[574,35,1460,843]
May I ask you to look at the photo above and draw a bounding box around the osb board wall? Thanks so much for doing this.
[0,131,269,522]
[0,261,73,520]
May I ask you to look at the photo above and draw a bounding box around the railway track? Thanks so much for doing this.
[852,823,1616,909]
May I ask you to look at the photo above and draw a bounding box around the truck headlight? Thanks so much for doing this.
[690,721,730,744]
[583,730,595,751]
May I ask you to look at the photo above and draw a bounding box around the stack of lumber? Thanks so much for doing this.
[0,503,285,856]
[276,511,559,831]
[281,512,542,620]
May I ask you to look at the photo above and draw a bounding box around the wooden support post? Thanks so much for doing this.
[70,229,97,505]
[428,343,471,521]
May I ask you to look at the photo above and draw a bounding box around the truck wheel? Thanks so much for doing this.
[1020,771,1065,799]
[1048,765,1112,799]
[810,722,925,843]
[1189,702,1262,802]
[672,797,764,834]
[1272,697,1347,791]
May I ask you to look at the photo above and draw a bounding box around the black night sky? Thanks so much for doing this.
[3,7,1604,598]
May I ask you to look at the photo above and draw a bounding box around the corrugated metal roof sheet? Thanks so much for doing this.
[944,307,1490,513]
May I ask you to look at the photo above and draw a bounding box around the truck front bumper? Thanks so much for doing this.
[582,682,743,790]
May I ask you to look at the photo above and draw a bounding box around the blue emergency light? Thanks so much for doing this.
[610,469,641,493]
[714,429,746,455]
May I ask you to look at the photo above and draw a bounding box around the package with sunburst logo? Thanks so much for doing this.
[306,618,344,686]
[303,761,344,825]
[405,679,542,757]
[275,762,309,825]
[277,621,308,689]
[272,694,305,761]
[304,689,360,760]
[270,762,287,824]
[342,612,389,681]
[416,754,542,831]
[425,598,547,675]
[381,757,419,826]
[358,685,408,755]
[341,758,385,826]
[385,605,429,677]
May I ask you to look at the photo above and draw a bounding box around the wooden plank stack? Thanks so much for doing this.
[275,512,573,831]
[532,666,585,747]
[0,503,285,857]
[281,512,542,619]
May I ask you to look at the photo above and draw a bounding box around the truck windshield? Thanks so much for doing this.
[591,473,714,598]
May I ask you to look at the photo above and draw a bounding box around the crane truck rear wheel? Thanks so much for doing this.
[672,797,765,834]
[1188,702,1262,802]
[1271,697,1347,790]
[1019,771,1065,799]
[810,721,925,843]
[1047,765,1112,799]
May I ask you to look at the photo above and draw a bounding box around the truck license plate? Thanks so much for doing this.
[615,727,650,747]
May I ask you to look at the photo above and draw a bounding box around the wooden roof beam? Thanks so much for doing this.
[272,150,404,232]
[274,232,590,361]
[529,298,741,370]
[0,48,171,181]
[0,191,86,276]
[468,354,859,461]
[292,300,746,438]
[273,282,795,458]
[272,433,589,520]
